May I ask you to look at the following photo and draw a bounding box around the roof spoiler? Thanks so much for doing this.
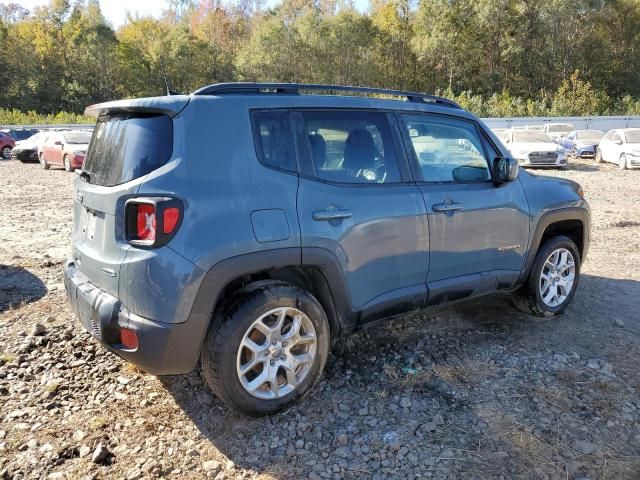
[85,95,191,118]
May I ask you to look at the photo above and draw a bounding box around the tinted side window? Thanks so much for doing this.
[252,110,295,172]
[298,110,401,184]
[401,114,491,183]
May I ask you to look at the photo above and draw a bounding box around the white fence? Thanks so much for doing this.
[480,116,640,131]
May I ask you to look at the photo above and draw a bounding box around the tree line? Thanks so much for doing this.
[1,0,639,120]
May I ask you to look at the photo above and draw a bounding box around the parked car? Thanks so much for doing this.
[0,128,39,142]
[596,128,640,169]
[0,131,16,159]
[500,129,568,168]
[559,130,605,158]
[10,131,49,162]
[542,123,575,142]
[39,130,92,171]
[64,83,590,415]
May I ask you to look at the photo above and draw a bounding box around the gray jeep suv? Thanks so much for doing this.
[64,83,590,415]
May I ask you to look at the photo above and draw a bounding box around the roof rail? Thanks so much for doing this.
[192,82,461,109]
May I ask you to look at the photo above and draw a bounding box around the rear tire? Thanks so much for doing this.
[201,283,330,416]
[63,155,73,172]
[39,152,50,170]
[513,235,581,317]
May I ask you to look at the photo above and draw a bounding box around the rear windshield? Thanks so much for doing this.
[83,114,172,186]
[576,130,604,140]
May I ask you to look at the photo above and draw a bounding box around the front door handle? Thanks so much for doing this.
[432,202,463,213]
[312,209,352,221]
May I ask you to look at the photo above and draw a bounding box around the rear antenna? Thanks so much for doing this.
[159,57,180,96]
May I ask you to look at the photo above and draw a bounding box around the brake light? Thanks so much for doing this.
[163,207,179,234]
[125,197,182,248]
[136,204,156,241]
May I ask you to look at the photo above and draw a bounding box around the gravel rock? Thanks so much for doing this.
[0,160,639,479]
[203,460,221,474]
[91,444,110,463]
[31,323,46,336]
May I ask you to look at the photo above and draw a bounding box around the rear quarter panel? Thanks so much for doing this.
[136,96,302,273]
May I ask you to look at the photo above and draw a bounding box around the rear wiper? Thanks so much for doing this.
[76,169,91,182]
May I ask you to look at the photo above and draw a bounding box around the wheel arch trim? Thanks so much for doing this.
[519,207,590,285]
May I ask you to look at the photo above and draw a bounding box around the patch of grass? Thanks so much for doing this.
[46,382,60,393]
[383,363,432,389]
[0,353,16,364]
[123,363,144,375]
[90,416,108,431]
[432,358,496,386]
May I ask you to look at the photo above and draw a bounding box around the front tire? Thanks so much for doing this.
[596,148,603,163]
[1,146,11,159]
[201,283,330,416]
[513,235,581,317]
[619,154,628,170]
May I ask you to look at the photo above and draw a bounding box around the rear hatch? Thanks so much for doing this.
[71,96,189,296]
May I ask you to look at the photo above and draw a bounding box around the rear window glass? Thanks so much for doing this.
[251,110,296,172]
[83,114,173,186]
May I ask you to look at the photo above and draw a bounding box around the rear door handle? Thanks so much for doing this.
[312,209,353,221]
[432,202,463,213]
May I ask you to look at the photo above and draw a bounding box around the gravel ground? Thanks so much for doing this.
[1,158,639,480]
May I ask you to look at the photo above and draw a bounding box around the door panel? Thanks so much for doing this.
[298,180,429,308]
[399,113,530,290]
[420,181,530,283]
[294,109,429,309]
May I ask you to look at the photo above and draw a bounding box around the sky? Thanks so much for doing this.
[8,0,171,27]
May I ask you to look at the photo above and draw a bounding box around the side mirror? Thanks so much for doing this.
[613,139,622,145]
[54,141,63,146]
[492,157,519,184]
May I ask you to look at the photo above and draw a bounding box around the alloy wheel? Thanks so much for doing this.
[236,307,317,400]
[539,248,576,307]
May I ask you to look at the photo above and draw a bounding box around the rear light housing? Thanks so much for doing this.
[125,197,183,248]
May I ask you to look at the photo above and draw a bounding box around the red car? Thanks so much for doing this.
[0,132,16,159]
[39,131,92,171]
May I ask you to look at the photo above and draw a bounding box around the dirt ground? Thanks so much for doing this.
[0,157,639,480]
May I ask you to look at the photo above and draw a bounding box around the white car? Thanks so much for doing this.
[543,123,575,142]
[501,129,568,168]
[597,128,640,170]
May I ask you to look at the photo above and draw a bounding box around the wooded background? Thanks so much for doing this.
[1,0,639,119]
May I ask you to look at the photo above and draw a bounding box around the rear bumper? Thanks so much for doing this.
[64,259,205,375]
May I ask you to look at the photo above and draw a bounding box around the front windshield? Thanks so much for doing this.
[548,124,573,133]
[513,131,553,143]
[624,130,640,143]
[576,130,604,140]
[64,132,92,144]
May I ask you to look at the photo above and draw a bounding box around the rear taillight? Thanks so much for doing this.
[136,204,156,241]
[125,197,182,247]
